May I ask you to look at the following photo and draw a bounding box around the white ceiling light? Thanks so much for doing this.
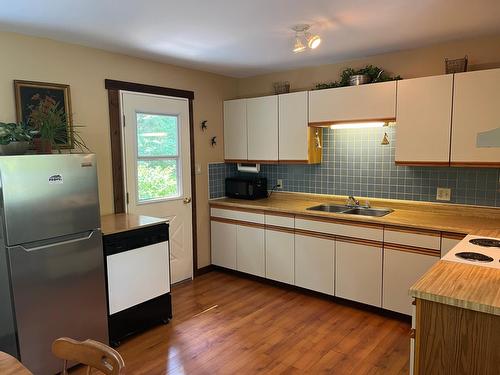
[291,24,321,53]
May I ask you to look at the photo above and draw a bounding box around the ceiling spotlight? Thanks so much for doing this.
[306,32,321,49]
[293,34,306,53]
[291,24,321,53]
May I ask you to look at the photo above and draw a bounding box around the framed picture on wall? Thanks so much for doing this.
[14,80,73,148]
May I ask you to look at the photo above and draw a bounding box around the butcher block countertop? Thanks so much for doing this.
[210,192,500,315]
[101,213,167,235]
[410,261,500,316]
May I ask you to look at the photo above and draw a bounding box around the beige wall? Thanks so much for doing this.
[0,31,236,269]
[236,34,500,97]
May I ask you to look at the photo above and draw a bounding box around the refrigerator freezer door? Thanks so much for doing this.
[0,246,17,357]
[0,154,100,246]
[8,230,108,375]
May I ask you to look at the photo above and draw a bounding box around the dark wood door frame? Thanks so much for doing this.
[105,79,199,277]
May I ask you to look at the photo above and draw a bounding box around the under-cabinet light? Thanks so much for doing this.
[329,122,386,130]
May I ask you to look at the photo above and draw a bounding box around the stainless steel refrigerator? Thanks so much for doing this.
[0,154,108,375]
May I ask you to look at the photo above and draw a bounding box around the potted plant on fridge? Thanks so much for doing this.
[0,122,34,155]
[28,96,88,153]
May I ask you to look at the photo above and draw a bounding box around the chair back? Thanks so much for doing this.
[52,337,125,375]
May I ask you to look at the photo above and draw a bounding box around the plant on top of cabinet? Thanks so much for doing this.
[0,122,34,155]
[314,65,402,90]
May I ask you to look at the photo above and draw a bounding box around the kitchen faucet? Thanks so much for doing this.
[346,195,360,207]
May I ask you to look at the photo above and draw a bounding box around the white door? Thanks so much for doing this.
[122,92,193,284]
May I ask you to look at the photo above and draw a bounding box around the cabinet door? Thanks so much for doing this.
[265,228,294,284]
[295,234,334,295]
[440,233,465,257]
[309,81,396,123]
[236,225,265,277]
[383,248,438,315]
[335,240,382,307]
[224,99,247,160]
[247,96,278,161]
[451,68,500,166]
[395,75,453,165]
[211,220,236,269]
[279,91,308,161]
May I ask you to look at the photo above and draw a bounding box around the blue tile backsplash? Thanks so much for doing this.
[209,127,500,207]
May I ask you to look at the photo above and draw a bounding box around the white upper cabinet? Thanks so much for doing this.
[308,81,397,124]
[395,75,453,165]
[279,92,308,161]
[223,99,247,160]
[451,68,500,166]
[247,96,279,161]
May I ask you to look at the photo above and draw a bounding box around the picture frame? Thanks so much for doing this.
[14,80,73,148]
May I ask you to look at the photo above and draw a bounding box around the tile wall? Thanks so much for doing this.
[208,126,500,206]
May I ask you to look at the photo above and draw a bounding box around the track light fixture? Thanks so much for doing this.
[291,24,321,53]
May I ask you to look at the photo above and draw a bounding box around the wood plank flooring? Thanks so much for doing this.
[72,271,410,374]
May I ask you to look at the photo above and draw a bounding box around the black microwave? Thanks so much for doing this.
[225,177,268,200]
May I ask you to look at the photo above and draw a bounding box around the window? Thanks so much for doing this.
[135,113,181,202]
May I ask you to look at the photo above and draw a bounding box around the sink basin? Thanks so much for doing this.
[306,204,394,217]
[343,207,394,217]
[306,204,351,213]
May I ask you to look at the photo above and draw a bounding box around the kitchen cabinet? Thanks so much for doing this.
[236,224,265,277]
[247,95,279,161]
[395,75,453,165]
[451,68,500,166]
[278,91,321,163]
[383,247,438,315]
[335,239,383,307]
[265,228,294,284]
[223,99,247,161]
[308,81,397,124]
[295,234,334,295]
[211,220,237,269]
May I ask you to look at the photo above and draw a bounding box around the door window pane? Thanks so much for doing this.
[137,159,178,201]
[136,113,178,157]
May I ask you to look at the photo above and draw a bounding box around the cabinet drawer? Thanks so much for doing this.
[384,227,441,250]
[210,207,264,224]
[295,216,383,242]
[265,213,294,228]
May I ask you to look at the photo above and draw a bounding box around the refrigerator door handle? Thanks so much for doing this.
[18,230,95,252]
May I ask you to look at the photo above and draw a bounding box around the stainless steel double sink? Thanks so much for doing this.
[306,204,393,217]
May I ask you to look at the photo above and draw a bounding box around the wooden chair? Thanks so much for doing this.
[52,337,125,375]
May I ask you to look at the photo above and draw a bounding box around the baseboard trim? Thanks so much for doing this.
[195,265,215,277]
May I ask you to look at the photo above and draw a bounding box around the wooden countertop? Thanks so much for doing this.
[210,192,500,315]
[0,352,33,375]
[101,213,167,235]
[410,261,500,316]
[209,192,500,236]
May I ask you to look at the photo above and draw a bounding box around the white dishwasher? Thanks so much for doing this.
[103,223,171,346]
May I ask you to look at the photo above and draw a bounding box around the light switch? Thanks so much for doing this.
[195,163,202,175]
[436,187,451,201]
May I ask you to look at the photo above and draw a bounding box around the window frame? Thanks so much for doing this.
[134,111,183,204]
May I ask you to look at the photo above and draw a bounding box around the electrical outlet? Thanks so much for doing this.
[436,187,451,201]
[276,179,283,189]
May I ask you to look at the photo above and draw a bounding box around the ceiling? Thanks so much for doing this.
[1,0,499,77]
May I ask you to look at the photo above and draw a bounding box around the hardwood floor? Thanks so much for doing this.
[72,271,410,374]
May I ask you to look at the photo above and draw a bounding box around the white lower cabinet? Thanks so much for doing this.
[236,225,265,277]
[335,240,383,307]
[383,248,438,315]
[294,234,334,295]
[265,229,294,284]
[211,221,237,269]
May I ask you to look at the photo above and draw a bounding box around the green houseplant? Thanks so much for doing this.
[28,95,89,153]
[315,65,402,90]
[0,122,34,155]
